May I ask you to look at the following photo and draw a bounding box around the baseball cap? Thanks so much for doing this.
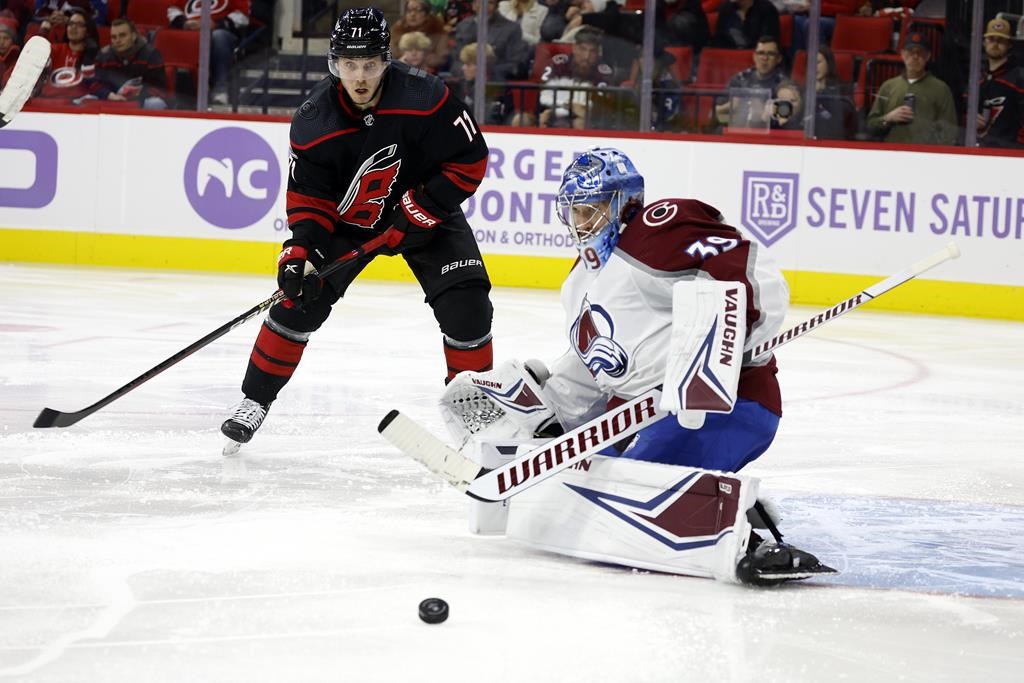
[903,32,931,51]
[984,18,1012,40]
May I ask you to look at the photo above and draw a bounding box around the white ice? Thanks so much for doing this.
[1,263,1022,682]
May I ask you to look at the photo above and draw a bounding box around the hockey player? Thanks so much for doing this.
[439,147,834,584]
[221,7,494,453]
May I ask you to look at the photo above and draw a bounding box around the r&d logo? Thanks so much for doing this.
[0,130,58,209]
[184,127,281,229]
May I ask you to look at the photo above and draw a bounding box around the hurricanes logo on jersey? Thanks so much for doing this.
[337,144,401,229]
[571,296,628,379]
[185,0,229,17]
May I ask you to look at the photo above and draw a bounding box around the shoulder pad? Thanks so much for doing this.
[380,61,447,112]
[290,79,345,149]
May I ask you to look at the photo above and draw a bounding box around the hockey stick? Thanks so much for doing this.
[0,37,50,128]
[33,228,400,428]
[379,242,961,502]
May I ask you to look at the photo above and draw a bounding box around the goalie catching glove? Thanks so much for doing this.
[439,359,560,446]
[277,225,330,310]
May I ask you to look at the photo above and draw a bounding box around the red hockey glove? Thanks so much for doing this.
[277,228,329,310]
[386,189,447,251]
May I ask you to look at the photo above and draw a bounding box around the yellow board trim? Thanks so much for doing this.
[1,228,1021,320]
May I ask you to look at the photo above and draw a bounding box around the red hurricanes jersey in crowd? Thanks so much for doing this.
[286,61,488,237]
[545,199,789,429]
[39,42,94,101]
[167,0,250,28]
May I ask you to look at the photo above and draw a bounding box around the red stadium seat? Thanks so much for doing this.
[688,48,753,131]
[831,15,894,54]
[779,13,793,51]
[106,0,123,21]
[97,24,110,48]
[127,0,172,33]
[858,54,903,113]
[701,0,718,12]
[707,11,717,35]
[153,28,200,94]
[694,48,753,87]
[820,0,862,16]
[791,49,857,86]
[665,46,693,84]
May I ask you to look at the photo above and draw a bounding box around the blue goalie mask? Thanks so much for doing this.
[556,148,644,271]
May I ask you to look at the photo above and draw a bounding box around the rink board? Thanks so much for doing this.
[0,112,1021,320]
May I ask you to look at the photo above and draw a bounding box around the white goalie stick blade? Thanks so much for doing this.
[379,389,669,502]
[378,410,486,492]
[0,37,51,128]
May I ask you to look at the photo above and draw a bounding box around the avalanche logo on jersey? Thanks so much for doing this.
[337,144,401,228]
[571,296,628,379]
[565,471,741,551]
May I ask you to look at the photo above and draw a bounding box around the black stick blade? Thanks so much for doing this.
[33,408,83,429]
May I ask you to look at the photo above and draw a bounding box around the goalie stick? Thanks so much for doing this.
[0,36,50,128]
[33,228,400,429]
[380,242,961,502]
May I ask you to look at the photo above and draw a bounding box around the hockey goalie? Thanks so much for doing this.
[436,148,836,585]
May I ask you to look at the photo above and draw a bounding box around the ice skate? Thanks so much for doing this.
[736,533,837,586]
[221,397,271,456]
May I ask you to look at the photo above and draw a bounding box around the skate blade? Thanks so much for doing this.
[754,564,839,583]
[222,439,242,457]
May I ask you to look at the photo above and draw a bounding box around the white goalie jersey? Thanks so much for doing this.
[544,198,790,430]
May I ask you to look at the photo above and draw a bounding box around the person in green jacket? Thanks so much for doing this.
[866,32,959,146]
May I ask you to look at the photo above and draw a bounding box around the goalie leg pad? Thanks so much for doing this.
[618,398,779,472]
[506,455,759,582]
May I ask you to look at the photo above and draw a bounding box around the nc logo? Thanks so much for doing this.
[184,127,281,229]
[0,130,58,209]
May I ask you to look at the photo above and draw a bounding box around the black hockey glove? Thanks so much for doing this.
[386,189,447,252]
[277,226,330,310]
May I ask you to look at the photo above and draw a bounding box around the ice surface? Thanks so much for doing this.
[1,264,1022,682]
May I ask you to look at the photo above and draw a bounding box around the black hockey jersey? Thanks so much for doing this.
[978,59,1024,149]
[286,61,489,237]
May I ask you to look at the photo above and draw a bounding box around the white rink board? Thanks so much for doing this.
[0,113,1021,286]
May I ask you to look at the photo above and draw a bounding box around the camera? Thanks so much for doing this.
[772,99,793,119]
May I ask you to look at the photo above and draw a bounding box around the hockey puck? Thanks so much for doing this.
[418,597,449,624]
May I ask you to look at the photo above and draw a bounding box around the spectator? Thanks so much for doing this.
[90,17,167,108]
[539,0,571,42]
[34,0,107,27]
[0,23,18,85]
[811,44,856,140]
[711,0,780,50]
[444,0,476,30]
[167,0,250,104]
[450,41,511,124]
[664,0,710,52]
[866,32,958,145]
[714,34,784,126]
[536,26,617,128]
[397,30,433,72]
[390,0,449,73]
[758,78,801,129]
[776,0,834,56]
[557,0,656,84]
[499,0,548,46]
[976,17,1024,149]
[452,0,530,80]
[37,8,97,103]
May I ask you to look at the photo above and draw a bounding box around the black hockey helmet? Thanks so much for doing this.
[329,7,391,76]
